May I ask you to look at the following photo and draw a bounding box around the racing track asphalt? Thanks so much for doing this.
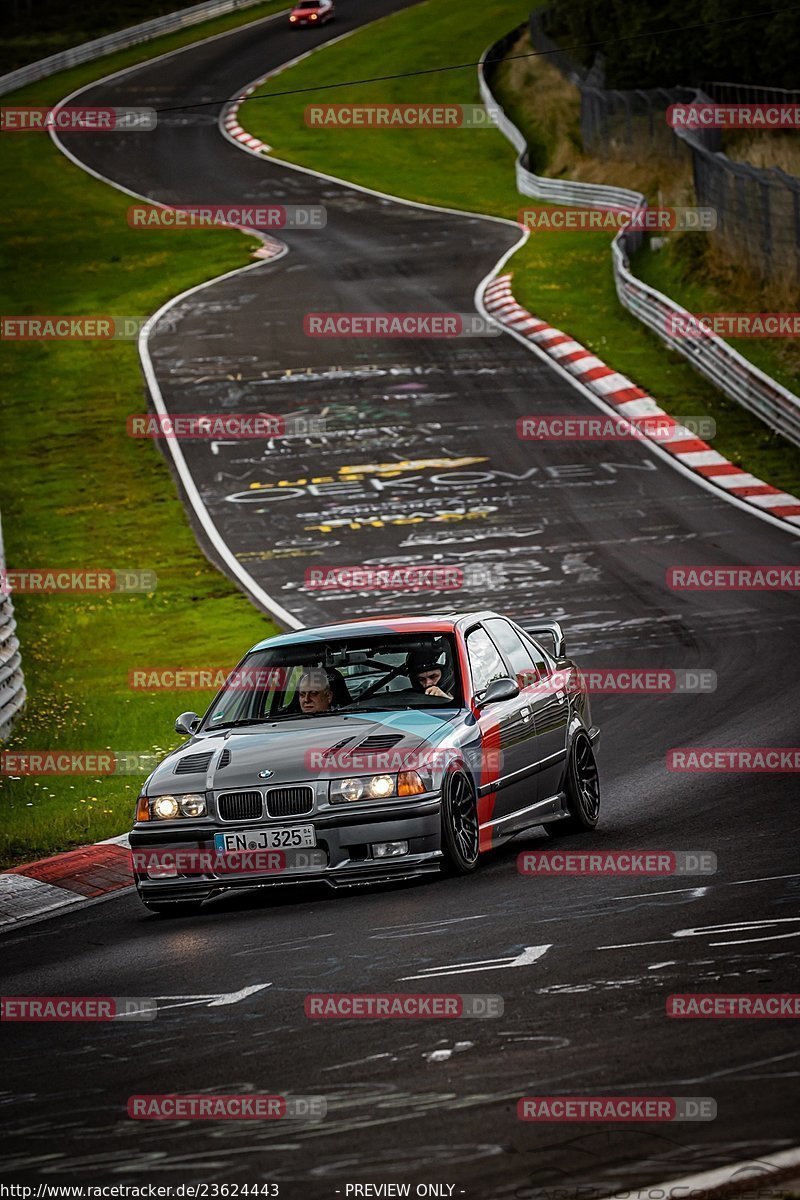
[2,2,799,1193]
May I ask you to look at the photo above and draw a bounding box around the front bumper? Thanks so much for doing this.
[130,795,442,900]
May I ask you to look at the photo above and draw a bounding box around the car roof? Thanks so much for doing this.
[248,611,502,652]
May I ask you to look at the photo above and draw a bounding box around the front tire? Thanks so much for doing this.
[440,770,480,874]
[544,732,600,838]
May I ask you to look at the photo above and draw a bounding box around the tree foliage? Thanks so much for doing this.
[544,0,800,90]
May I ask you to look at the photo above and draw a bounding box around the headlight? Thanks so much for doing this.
[179,794,207,818]
[147,793,207,820]
[330,774,398,804]
[329,773,428,804]
[152,795,180,820]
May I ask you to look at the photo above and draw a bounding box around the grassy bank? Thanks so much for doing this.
[0,2,289,866]
[491,29,800,394]
[1,0,288,75]
[241,1,800,493]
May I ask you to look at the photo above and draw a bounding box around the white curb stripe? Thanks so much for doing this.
[591,372,639,396]
[709,472,764,489]
[660,426,700,443]
[616,398,668,417]
[480,275,800,531]
[547,340,586,359]
[750,492,797,507]
[675,449,729,466]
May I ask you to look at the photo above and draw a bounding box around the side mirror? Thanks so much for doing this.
[526,621,566,659]
[175,711,200,736]
[476,676,519,709]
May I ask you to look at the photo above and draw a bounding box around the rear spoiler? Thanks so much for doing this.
[525,621,565,659]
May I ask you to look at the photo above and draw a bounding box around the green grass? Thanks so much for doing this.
[632,238,800,398]
[0,1,292,867]
[1,0,281,74]
[4,0,289,106]
[241,0,800,494]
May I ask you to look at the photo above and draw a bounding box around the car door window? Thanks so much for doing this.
[484,619,542,689]
[465,626,508,696]
[518,631,553,679]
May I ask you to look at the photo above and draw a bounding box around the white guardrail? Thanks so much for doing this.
[0,0,271,96]
[0,513,26,741]
[479,33,800,449]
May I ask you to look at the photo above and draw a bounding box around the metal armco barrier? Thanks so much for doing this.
[0,514,25,741]
[478,32,800,449]
[0,0,274,96]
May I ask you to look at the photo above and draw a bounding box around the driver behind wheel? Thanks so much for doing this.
[406,644,454,700]
[298,668,334,714]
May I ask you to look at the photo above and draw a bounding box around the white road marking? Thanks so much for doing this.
[424,1042,474,1063]
[153,983,271,1010]
[731,872,800,886]
[601,915,800,951]
[599,939,676,950]
[322,1052,398,1072]
[370,915,492,940]
[400,945,551,980]
[674,917,800,947]
[607,885,712,900]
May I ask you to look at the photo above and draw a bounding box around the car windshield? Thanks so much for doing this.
[201,632,461,728]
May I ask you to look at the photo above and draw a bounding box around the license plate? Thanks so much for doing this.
[214,825,316,852]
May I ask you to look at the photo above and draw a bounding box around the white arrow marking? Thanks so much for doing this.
[400,944,551,980]
[674,916,800,946]
[154,984,271,1010]
[600,915,800,951]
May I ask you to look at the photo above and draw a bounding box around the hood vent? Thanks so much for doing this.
[319,737,354,759]
[357,733,404,751]
[218,749,231,768]
[174,751,213,775]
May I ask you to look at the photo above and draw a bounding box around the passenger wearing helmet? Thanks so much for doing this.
[406,644,454,701]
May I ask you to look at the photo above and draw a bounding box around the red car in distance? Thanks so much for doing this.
[289,0,334,27]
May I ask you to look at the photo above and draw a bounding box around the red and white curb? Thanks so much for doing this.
[0,834,133,928]
[484,275,800,530]
[222,81,272,156]
[220,87,286,261]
